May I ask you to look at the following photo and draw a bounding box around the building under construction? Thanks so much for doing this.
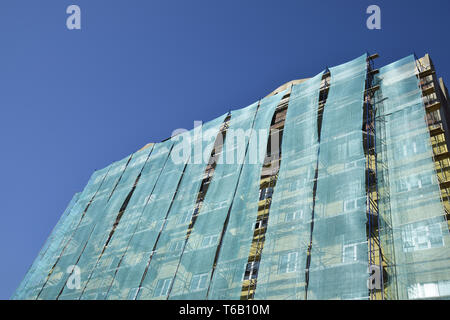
[13,53,450,300]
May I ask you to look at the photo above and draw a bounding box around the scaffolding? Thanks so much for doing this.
[364,53,384,300]
[240,93,289,299]
[375,54,450,300]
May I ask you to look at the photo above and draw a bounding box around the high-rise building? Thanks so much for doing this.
[13,53,450,300]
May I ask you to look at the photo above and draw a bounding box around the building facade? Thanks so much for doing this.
[13,53,450,300]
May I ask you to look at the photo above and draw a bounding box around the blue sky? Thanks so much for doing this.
[1,0,449,299]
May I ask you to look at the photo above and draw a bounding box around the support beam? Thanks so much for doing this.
[426,102,441,113]
[434,151,450,162]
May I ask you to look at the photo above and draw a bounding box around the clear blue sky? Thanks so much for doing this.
[1,0,449,299]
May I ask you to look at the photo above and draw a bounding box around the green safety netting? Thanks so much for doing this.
[254,72,323,300]
[12,192,81,300]
[168,92,285,300]
[207,93,286,300]
[166,101,259,300]
[37,154,133,299]
[79,141,174,300]
[102,134,192,300]
[376,55,450,299]
[132,114,227,300]
[307,54,369,300]
[58,146,156,299]
[16,164,113,300]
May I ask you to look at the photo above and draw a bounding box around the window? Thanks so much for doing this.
[420,283,440,298]
[344,199,357,212]
[334,184,345,199]
[348,138,360,157]
[343,243,358,263]
[193,206,200,215]
[402,221,444,252]
[285,210,303,222]
[190,273,209,292]
[109,257,120,271]
[397,173,433,193]
[397,178,410,193]
[127,252,140,266]
[279,252,298,273]
[259,187,273,201]
[243,261,259,280]
[402,144,408,157]
[289,179,305,192]
[337,143,346,160]
[255,218,268,229]
[154,278,172,297]
[127,287,139,300]
[145,194,155,204]
[342,241,366,263]
[407,282,449,299]
[201,234,219,248]
[170,240,184,251]
[345,160,357,170]
[417,179,422,189]
[439,280,450,297]
[86,292,98,299]
[180,211,192,224]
